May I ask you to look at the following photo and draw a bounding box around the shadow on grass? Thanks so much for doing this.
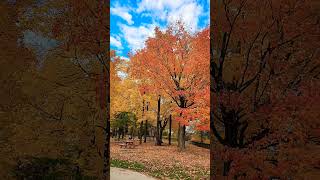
[12,156,97,180]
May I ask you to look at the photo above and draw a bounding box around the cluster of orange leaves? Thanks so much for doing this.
[130,22,210,131]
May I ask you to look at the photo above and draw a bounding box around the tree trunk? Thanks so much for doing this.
[125,123,128,137]
[121,130,124,139]
[130,127,134,139]
[139,121,143,144]
[117,128,121,140]
[159,128,164,144]
[101,67,110,180]
[156,122,162,145]
[200,131,204,143]
[177,111,186,150]
[223,160,232,176]
[155,95,162,145]
[178,124,186,151]
[153,128,155,140]
[169,114,172,145]
[144,120,148,143]
[177,122,180,148]
[210,127,216,179]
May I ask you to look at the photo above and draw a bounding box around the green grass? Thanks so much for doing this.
[150,165,209,180]
[12,156,97,180]
[110,159,145,172]
[150,165,191,180]
[111,159,209,179]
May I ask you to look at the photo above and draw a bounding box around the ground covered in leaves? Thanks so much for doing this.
[110,139,210,179]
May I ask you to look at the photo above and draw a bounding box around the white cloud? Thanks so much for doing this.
[110,35,122,49]
[111,0,208,56]
[120,56,129,61]
[136,0,204,32]
[111,6,134,25]
[117,71,128,79]
[137,0,189,13]
[119,23,157,52]
[167,2,203,32]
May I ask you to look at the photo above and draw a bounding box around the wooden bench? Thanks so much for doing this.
[119,141,135,149]
[126,142,135,149]
[119,143,127,148]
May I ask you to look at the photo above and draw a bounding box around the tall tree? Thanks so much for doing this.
[130,22,210,150]
[0,1,37,177]
[23,0,110,179]
[211,0,320,178]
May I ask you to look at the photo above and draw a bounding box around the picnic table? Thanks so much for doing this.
[119,140,136,149]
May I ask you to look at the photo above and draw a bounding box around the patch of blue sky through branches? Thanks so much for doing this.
[110,0,210,63]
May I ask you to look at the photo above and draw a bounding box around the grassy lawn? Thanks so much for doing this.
[111,159,209,180]
[111,139,210,180]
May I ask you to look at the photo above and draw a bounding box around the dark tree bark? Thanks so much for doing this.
[102,67,110,180]
[144,120,148,143]
[159,117,169,144]
[139,121,143,144]
[168,114,172,145]
[177,110,186,151]
[130,127,134,139]
[200,131,204,143]
[178,125,186,151]
[117,128,121,140]
[152,127,155,140]
[121,130,124,139]
[177,122,181,148]
[155,95,162,145]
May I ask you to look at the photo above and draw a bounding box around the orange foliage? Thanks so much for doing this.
[211,0,319,178]
[130,22,210,130]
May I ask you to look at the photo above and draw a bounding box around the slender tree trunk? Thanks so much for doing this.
[117,128,121,140]
[111,128,114,138]
[223,160,232,176]
[125,123,128,137]
[155,95,162,145]
[101,67,110,180]
[177,122,181,148]
[141,121,144,141]
[178,125,185,151]
[178,125,186,151]
[133,122,136,140]
[152,128,155,140]
[179,125,186,151]
[159,128,164,144]
[130,127,134,138]
[177,112,186,150]
[144,120,148,143]
[210,128,216,179]
[121,130,124,139]
[169,114,172,145]
[200,131,204,143]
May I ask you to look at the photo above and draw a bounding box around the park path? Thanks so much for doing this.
[111,167,157,180]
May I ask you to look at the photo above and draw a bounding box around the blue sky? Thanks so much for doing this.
[110,0,210,60]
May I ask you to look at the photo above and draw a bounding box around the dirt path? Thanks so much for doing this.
[111,167,157,180]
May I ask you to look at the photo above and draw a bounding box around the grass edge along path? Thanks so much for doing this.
[110,158,209,180]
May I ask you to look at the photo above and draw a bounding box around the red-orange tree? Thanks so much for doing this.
[23,0,110,179]
[211,0,319,178]
[130,22,210,150]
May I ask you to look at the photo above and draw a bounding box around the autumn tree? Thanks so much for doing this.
[130,22,210,150]
[111,111,137,139]
[142,92,175,145]
[0,1,38,178]
[211,0,320,178]
[19,0,111,179]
